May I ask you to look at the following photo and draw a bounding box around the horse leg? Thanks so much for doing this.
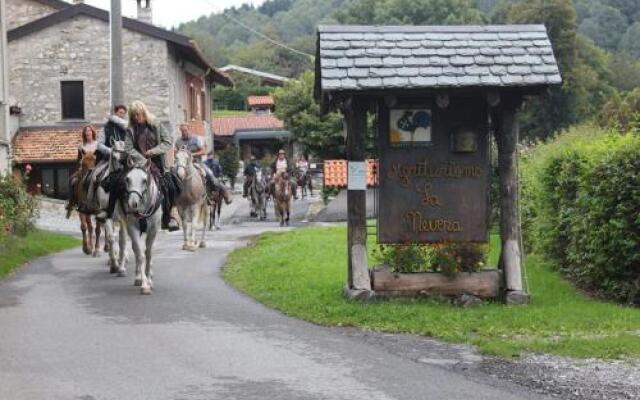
[86,216,95,255]
[215,201,222,230]
[93,220,102,258]
[143,216,159,294]
[198,202,208,248]
[105,219,118,273]
[116,220,128,277]
[80,214,90,255]
[126,218,144,288]
[178,207,190,250]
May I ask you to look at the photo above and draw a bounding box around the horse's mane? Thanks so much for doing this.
[80,151,96,170]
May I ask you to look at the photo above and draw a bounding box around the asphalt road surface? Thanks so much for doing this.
[1,195,548,400]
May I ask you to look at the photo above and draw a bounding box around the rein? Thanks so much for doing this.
[124,167,161,219]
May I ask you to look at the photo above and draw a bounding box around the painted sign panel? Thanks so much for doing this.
[348,161,367,190]
[378,98,489,243]
[389,109,432,145]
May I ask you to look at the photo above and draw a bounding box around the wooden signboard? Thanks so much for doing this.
[378,97,490,243]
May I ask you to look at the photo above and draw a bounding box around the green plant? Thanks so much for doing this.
[520,126,640,304]
[321,186,339,205]
[0,174,38,245]
[217,144,240,187]
[374,242,487,275]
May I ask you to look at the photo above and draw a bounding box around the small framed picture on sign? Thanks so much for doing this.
[389,109,432,146]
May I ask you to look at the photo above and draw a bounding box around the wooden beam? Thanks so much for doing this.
[495,96,529,304]
[343,97,371,291]
[372,269,501,299]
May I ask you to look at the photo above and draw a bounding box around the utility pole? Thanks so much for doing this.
[110,0,124,107]
[0,0,10,174]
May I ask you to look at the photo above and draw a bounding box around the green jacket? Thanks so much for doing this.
[125,122,172,171]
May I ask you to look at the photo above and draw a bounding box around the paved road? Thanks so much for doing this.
[1,196,547,400]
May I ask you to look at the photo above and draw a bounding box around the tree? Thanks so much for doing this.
[608,54,640,92]
[218,144,240,187]
[336,0,485,25]
[274,71,345,159]
[577,3,627,51]
[619,23,640,59]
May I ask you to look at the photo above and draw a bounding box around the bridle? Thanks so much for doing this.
[124,166,159,219]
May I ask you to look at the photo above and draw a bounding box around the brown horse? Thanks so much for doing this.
[67,150,101,255]
[296,170,313,198]
[207,184,231,230]
[273,172,292,226]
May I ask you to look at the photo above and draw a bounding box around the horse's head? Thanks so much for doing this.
[124,164,152,214]
[254,169,264,192]
[110,140,126,169]
[80,150,96,171]
[174,147,192,180]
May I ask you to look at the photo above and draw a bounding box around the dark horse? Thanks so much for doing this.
[296,169,313,198]
[207,184,231,230]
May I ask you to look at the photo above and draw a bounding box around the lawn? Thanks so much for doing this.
[223,225,640,359]
[0,230,80,279]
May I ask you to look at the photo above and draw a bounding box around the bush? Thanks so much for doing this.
[218,144,240,187]
[521,126,640,304]
[0,174,39,244]
[374,242,487,276]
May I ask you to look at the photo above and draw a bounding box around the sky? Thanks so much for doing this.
[83,0,267,28]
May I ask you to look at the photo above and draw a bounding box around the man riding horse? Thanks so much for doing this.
[270,149,297,200]
[174,124,231,205]
[124,101,179,231]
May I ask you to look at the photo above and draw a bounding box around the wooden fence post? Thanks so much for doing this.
[343,97,371,293]
[496,98,529,304]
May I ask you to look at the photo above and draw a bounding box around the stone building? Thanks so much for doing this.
[6,0,231,198]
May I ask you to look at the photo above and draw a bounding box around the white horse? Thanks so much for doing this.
[174,148,209,252]
[94,140,128,275]
[121,161,162,295]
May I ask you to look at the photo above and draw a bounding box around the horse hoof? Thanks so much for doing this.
[186,245,197,252]
[182,244,190,251]
[82,246,91,255]
[134,278,142,286]
[199,241,206,248]
[117,269,126,277]
[92,251,101,258]
[109,266,119,274]
[140,286,152,295]
[104,243,111,252]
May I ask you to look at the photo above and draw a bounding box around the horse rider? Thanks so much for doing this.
[296,155,309,176]
[174,124,231,204]
[66,125,99,216]
[124,101,179,231]
[98,104,128,220]
[204,153,223,179]
[270,149,297,199]
[242,155,260,198]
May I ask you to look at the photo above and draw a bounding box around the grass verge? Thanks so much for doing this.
[0,230,80,279]
[223,225,640,359]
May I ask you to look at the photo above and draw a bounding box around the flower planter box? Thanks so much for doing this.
[371,267,501,299]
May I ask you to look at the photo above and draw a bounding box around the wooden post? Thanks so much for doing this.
[343,97,371,293]
[496,98,529,304]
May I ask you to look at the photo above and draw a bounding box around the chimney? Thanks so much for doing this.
[136,0,152,24]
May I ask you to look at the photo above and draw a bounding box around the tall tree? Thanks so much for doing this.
[274,71,345,159]
[336,0,485,25]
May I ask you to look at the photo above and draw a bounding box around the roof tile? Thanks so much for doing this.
[214,115,285,137]
[12,128,81,163]
[317,25,562,91]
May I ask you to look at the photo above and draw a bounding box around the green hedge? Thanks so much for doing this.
[521,126,640,304]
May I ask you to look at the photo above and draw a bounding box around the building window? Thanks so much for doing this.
[189,84,196,120]
[200,91,206,120]
[60,81,84,120]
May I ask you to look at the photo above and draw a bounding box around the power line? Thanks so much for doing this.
[197,0,314,59]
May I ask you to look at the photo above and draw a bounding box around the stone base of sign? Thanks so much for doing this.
[371,267,501,300]
[342,286,375,301]
[505,290,531,305]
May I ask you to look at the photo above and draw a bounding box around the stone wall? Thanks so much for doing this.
[7,0,59,31]
[8,15,170,128]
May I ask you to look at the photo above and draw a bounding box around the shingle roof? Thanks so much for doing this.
[247,96,275,108]
[213,115,284,137]
[316,25,562,94]
[12,128,81,163]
